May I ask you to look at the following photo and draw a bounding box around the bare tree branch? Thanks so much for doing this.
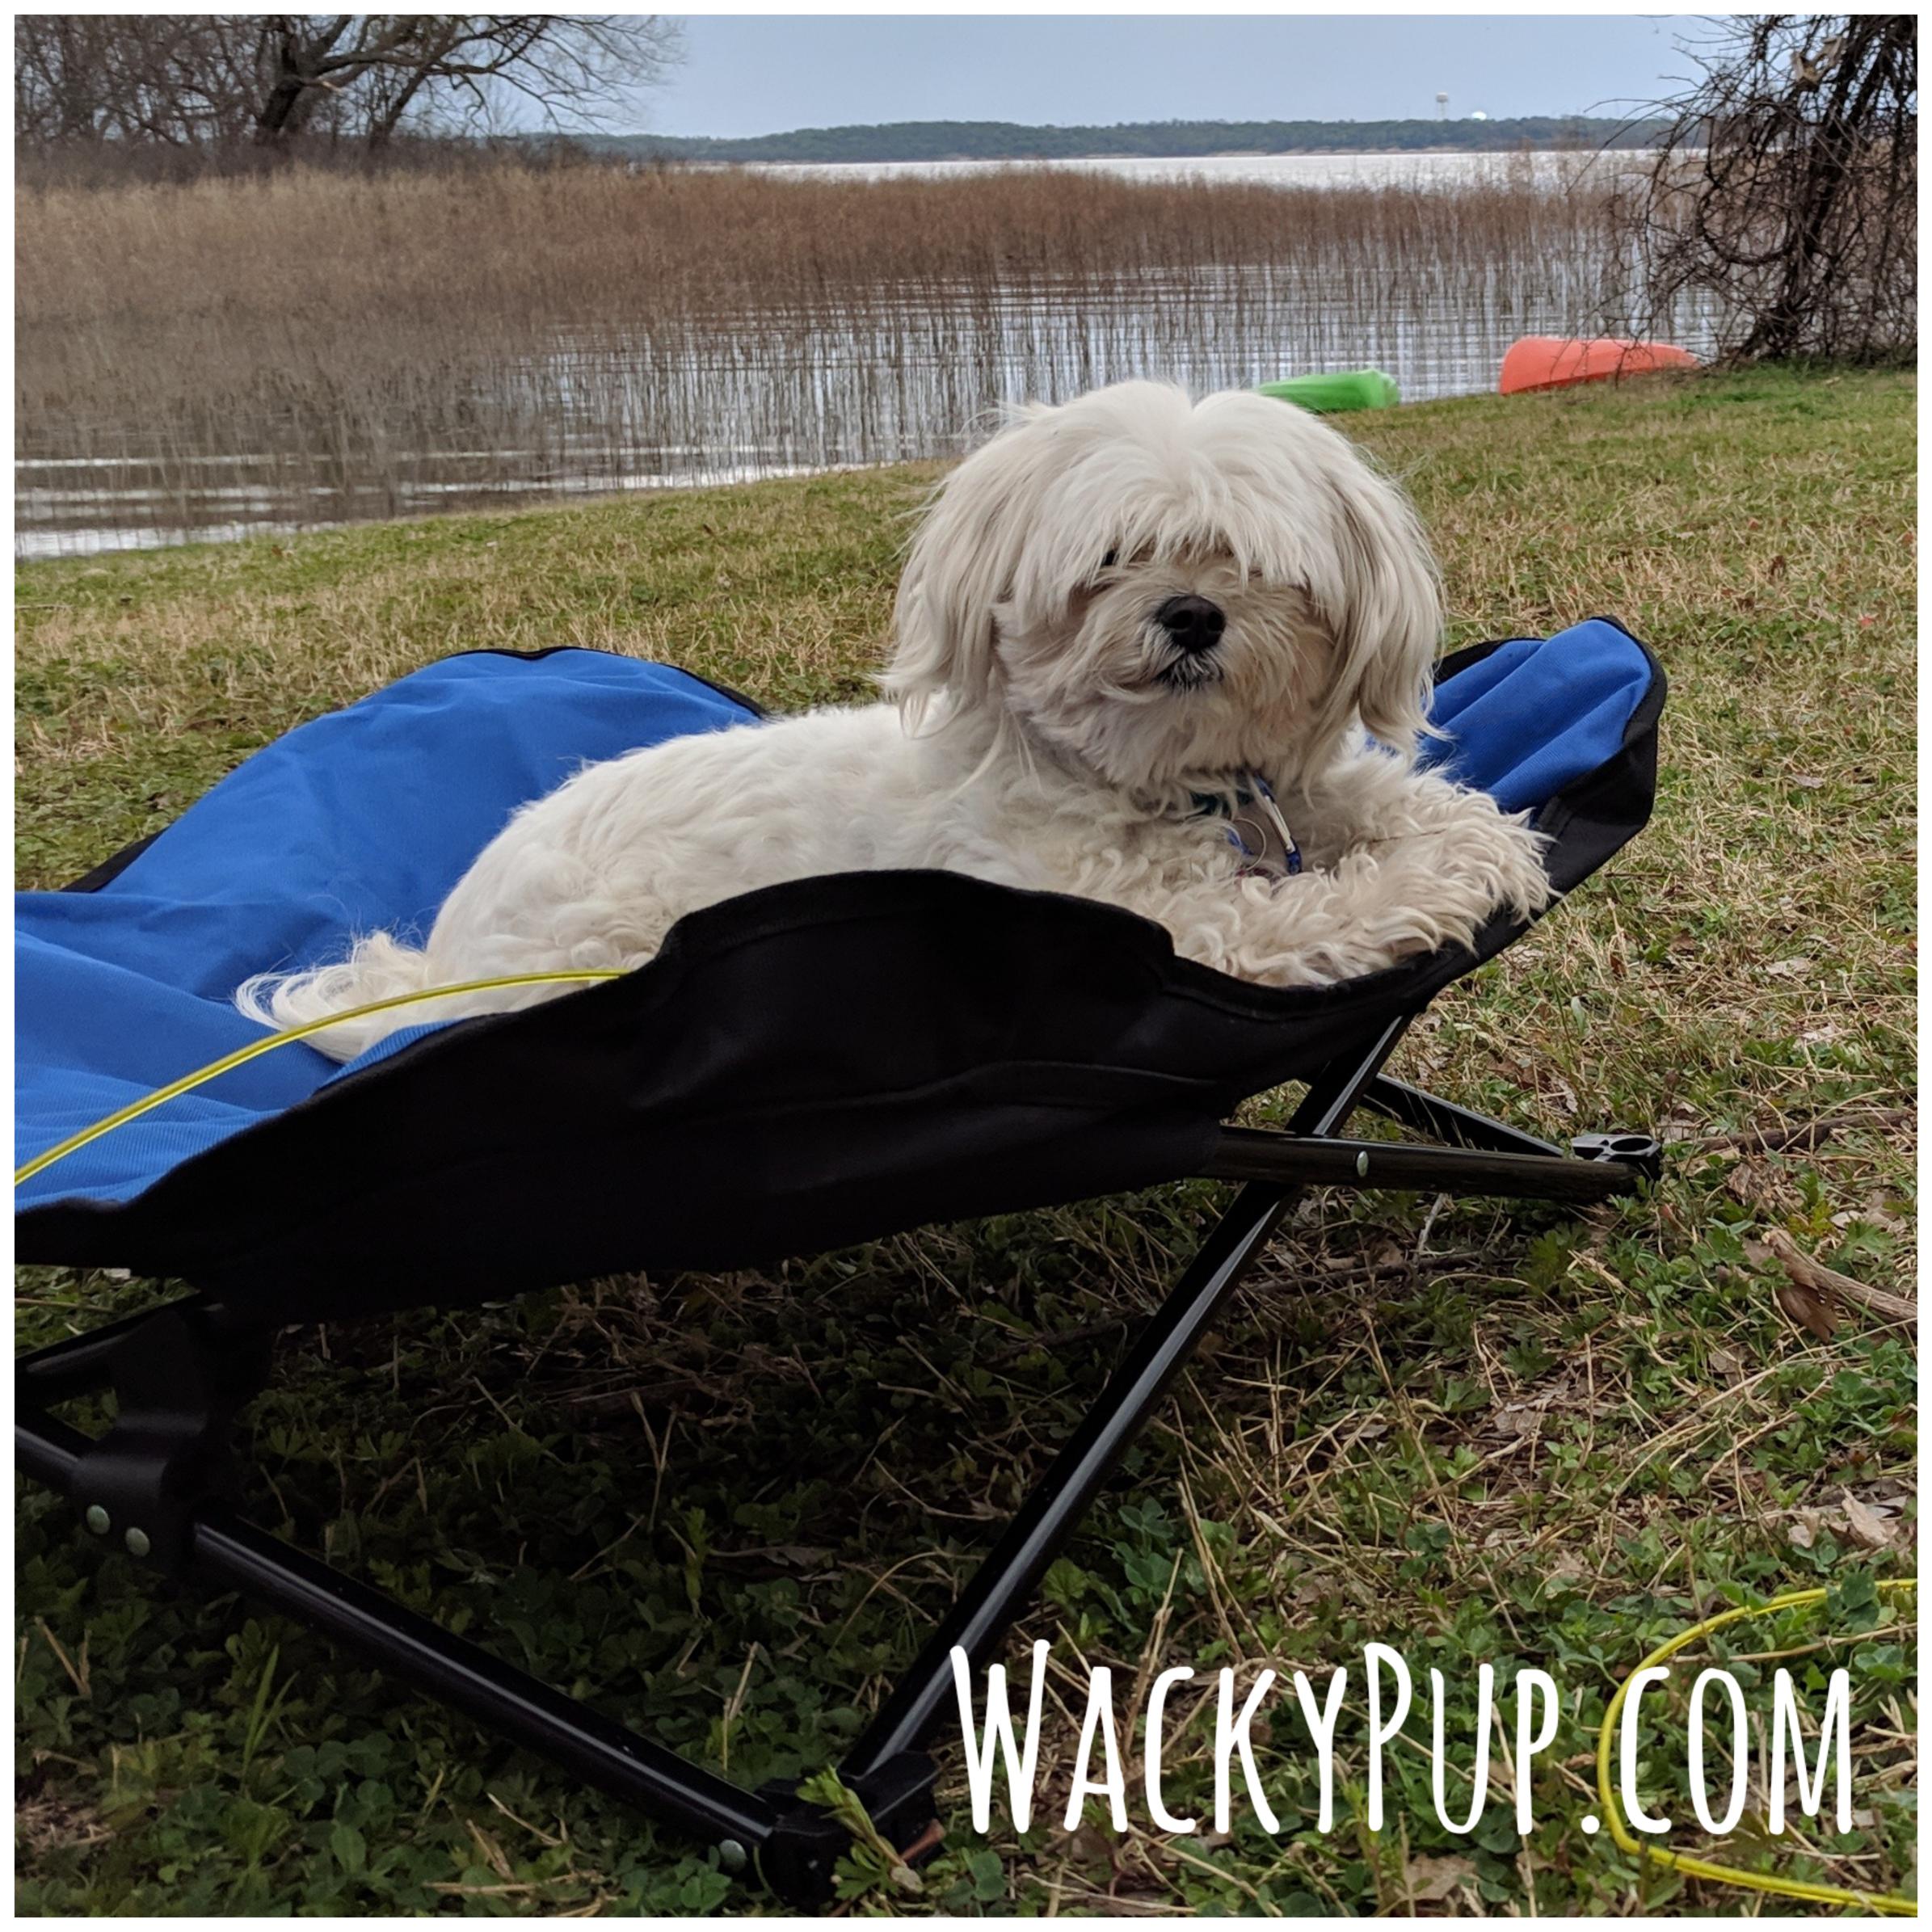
[1614,15,1916,362]
[15,15,683,161]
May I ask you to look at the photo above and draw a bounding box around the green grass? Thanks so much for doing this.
[16,364,1916,1915]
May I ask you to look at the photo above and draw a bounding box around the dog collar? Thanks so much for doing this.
[1189,773,1302,878]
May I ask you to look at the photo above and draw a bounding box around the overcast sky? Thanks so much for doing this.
[629,15,1709,138]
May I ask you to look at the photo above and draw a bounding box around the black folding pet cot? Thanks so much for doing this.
[16,619,1664,1905]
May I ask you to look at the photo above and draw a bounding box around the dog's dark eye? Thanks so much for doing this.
[1099,549,1118,570]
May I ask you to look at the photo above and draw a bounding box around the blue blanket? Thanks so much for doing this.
[16,621,1654,1212]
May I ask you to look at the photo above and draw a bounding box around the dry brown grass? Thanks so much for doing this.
[19,155,1619,348]
[17,158,1640,524]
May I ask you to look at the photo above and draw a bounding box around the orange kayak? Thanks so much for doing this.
[1500,336,1699,395]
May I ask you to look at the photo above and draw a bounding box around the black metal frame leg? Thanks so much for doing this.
[1201,1130,1635,1204]
[18,1410,781,1850]
[1362,1074,1571,1158]
[842,1019,1412,1783]
[1362,1074,1664,1182]
[15,1325,887,1905]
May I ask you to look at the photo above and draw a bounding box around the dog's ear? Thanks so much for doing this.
[886,411,1044,726]
[1315,469,1442,759]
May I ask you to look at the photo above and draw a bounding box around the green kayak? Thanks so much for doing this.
[1256,369,1400,414]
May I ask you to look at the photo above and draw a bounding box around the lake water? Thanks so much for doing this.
[15,152,1702,561]
[744,149,1652,189]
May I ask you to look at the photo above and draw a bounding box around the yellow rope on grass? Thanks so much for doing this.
[1594,1580,1917,1913]
[15,970,625,1186]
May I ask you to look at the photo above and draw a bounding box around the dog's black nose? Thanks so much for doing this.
[1155,595,1226,652]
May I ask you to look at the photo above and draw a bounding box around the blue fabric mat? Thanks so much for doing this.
[16,621,1652,1211]
[1419,623,1659,812]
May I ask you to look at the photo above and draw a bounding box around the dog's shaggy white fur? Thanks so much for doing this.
[238,381,1549,1061]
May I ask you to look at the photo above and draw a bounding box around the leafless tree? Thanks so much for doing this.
[15,17,249,146]
[15,15,682,160]
[1618,15,1915,361]
[248,16,683,146]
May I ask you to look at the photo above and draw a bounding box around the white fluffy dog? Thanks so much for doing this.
[239,381,1548,1062]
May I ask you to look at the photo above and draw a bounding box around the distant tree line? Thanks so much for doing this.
[15,15,680,177]
[607,116,1670,166]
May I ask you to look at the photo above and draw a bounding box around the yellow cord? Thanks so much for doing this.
[1594,1580,1917,1913]
[15,970,625,1187]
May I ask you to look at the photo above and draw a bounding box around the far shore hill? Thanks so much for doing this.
[593,115,1667,166]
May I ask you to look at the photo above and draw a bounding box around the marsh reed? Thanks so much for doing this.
[15,158,1708,554]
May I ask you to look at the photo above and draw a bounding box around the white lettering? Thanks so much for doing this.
[1214,1668,1281,1833]
[1292,1668,1348,1833]
[1769,1667,1852,1833]
[951,1640,1050,1833]
[1366,1643,1413,1831]
[1145,1666,1198,1833]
